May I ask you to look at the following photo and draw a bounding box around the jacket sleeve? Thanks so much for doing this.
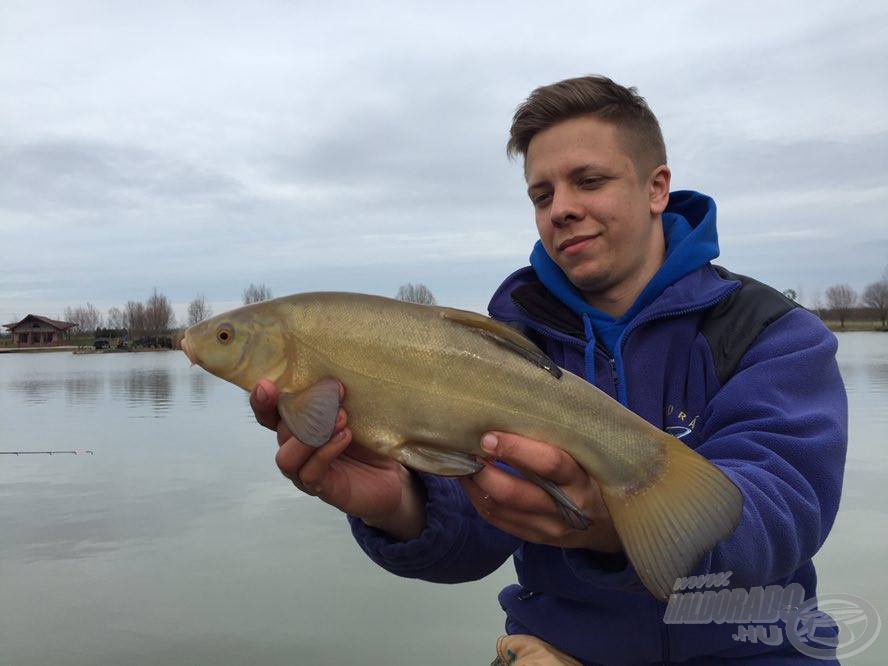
[562,307,847,591]
[678,307,847,587]
[348,472,521,583]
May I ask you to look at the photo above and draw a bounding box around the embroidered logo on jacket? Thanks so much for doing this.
[665,403,700,439]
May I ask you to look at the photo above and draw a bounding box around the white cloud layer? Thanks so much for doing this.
[2,0,887,323]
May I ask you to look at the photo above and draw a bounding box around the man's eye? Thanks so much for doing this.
[580,177,602,188]
[531,193,551,206]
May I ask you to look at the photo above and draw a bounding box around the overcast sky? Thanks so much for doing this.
[2,1,887,325]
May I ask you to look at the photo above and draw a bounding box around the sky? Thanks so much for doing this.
[2,0,887,325]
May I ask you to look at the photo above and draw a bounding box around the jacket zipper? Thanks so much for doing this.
[657,601,670,664]
[615,297,735,665]
[612,292,739,407]
[510,288,739,664]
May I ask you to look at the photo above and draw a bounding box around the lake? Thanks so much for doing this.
[1,334,886,665]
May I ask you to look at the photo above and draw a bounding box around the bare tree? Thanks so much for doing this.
[810,290,823,316]
[825,284,857,329]
[124,301,147,337]
[63,303,103,333]
[243,283,273,305]
[862,281,888,328]
[396,283,437,305]
[187,293,213,326]
[144,288,176,334]
[107,306,125,330]
[782,288,798,302]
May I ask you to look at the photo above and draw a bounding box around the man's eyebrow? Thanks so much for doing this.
[568,163,609,178]
[526,163,609,193]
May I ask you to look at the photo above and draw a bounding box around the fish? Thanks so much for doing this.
[181,292,742,600]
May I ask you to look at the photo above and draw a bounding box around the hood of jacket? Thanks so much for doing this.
[489,190,727,350]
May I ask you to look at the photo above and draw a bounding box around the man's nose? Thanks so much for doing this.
[550,187,582,228]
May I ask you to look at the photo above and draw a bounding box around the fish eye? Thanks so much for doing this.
[216,324,235,345]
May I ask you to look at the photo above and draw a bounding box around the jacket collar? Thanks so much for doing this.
[488,264,740,342]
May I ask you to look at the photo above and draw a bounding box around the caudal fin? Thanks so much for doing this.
[601,436,743,601]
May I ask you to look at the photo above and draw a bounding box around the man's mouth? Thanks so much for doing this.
[558,234,601,253]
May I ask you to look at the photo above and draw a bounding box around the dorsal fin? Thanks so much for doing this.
[439,308,562,379]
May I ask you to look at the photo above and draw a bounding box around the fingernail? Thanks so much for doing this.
[481,433,498,455]
[256,384,267,402]
[334,429,348,442]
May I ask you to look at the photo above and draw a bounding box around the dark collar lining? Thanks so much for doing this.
[510,282,584,338]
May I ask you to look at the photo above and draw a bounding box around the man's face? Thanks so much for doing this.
[525,115,667,305]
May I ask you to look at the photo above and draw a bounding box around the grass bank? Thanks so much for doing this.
[822,320,887,333]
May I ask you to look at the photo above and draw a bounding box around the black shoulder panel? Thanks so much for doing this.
[703,266,799,385]
[510,282,584,338]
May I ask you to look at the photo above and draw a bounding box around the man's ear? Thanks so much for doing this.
[649,165,671,215]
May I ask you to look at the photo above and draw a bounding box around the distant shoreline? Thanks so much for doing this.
[0,321,884,354]
[822,321,887,333]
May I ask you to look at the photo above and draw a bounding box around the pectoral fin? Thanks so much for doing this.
[391,443,485,476]
[278,378,341,448]
[520,469,592,530]
[440,308,562,379]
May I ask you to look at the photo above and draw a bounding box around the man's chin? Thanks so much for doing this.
[563,268,610,295]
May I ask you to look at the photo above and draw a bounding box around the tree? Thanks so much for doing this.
[825,284,857,329]
[243,283,273,305]
[187,293,213,326]
[782,288,797,302]
[144,288,176,334]
[810,290,823,316]
[395,283,437,305]
[862,281,888,328]
[107,306,125,330]
[63,303,103,333]
[124,300,147,337]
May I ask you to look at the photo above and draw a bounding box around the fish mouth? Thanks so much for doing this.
[181,336,199,366]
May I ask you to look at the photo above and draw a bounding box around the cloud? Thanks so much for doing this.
[0,139,243,220]
[1,1,886,322]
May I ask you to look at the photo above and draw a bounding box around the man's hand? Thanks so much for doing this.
[460,432,622,553]
[250,379,427,541]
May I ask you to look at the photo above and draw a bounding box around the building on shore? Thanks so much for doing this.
[3,315,77,346]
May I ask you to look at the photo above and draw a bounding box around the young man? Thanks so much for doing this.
[251,76,847,664]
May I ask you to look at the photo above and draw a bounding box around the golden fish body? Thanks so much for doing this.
[183,292,742,600]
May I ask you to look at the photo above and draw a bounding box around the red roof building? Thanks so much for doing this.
[3,315,77,346]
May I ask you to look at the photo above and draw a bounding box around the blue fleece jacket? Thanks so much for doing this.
[348,191,848,664]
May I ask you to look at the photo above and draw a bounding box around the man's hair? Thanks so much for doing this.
[507,75,667,176]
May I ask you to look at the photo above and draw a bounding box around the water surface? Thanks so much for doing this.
[0,336,886,664]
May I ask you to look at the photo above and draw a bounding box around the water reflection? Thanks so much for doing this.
[110,367,174,414]
[1,336,887,666]
[8,377,63,405]
[189,370,209,406]
[866,361,888,391]
[0,480,238,564]
[64,374,103,406]
[7,373,103,407]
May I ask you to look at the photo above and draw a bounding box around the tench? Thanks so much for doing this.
[181,292,742,600]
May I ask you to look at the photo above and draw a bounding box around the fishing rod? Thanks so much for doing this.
[0,450,94,455]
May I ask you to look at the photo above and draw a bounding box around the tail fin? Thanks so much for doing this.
[601,436,743,601]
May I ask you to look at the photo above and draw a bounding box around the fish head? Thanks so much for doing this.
[182,304,289,391]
